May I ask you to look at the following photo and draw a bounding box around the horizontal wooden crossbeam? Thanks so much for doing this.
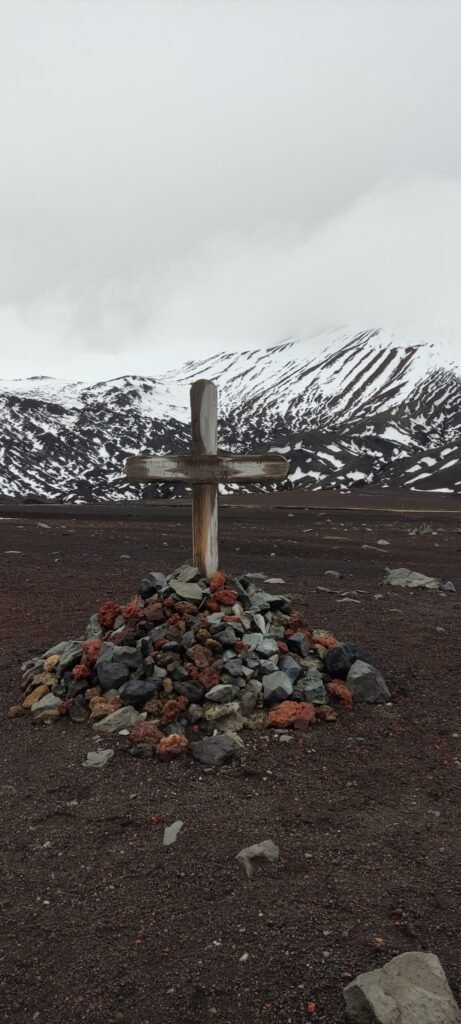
[125,452,289,485]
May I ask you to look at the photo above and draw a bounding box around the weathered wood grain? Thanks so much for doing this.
[191,380,218,576]
[124,377,289,577]
[124,453,289,484]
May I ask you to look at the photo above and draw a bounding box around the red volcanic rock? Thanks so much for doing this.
[266,701,315,731]
[156,734,189,761]
[209,571,226,592]
[212,588,238,606]
[121,596,142,621]
[198,667,220,690]
[327,680,353,707]
[316,635,338,650]
[161,699,183,725]
[128,721,163,747]
[83,639,101,665]
[187,644,213,670]
[72,663,91,680]
[97,601,120,629]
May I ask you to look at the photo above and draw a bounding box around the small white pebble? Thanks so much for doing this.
[239,952,249,962]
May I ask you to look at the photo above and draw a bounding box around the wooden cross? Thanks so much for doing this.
[125,379,289,576]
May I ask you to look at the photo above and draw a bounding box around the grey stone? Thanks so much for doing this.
[43,640,83,676]
[346,660,391,703]
[344,951,461,1024]
[112,645,142,670]
[266,625,285,640]
[97,661,130,691]
[259,656,280,675]
[127,743,154,758]
[84,749,114,768]
[223,658,244,678]
[93,706,140,734]
[206,612,224,626]
[262,671,293,702]
[384,567,455,592]
[173,678,205,702]
[163,820,184,846]
[236,839,280,879]
[139,571,167,598]
[191,734,240,766]
[325,641,366,680]
[239,688,258,716]
[174,564,200,583]
[264,577,286,584]
[206,684,237,703]
[211,622,235,647]
[246,678,263,695]
[256,637,279,657]
[121,679,161,707]
[242,632,263,651]
[31,694,63,713]
[85,614,103,640]
[325,570,342,578]
[279,655,304,684]
[186,703,203,723]
[295,669,327,704]
[170,580,204,602]
[287,632,312,657]
[163,722,186,736]
[95,641,115,667]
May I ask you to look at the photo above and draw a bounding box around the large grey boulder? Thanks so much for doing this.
[344,951,461,1023]
[346,660,390,703]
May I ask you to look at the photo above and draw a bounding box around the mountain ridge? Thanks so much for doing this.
[1,327,460,501]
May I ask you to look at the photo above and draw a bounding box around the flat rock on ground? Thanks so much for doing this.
[0,501,460,1024]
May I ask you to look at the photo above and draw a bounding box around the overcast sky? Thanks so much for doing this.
[1,0,461,382]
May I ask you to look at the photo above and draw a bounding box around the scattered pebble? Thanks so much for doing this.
[163,820,184,846]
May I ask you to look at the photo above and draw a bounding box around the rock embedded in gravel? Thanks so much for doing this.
[84,749,114,768]
[346,660,391,703]
[236,839,280,879]
[344,951,461,1024]
[191,733,241,766]
[163,820,184,846]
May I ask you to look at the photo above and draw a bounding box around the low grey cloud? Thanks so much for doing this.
[1,0,460,381]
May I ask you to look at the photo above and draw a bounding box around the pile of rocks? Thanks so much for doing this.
[12,565,391,765]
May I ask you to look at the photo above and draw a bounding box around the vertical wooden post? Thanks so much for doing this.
[190,379,219,576]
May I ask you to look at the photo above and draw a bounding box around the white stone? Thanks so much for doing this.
[344,951,461,1024]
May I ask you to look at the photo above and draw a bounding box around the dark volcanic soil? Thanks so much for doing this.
[1,503,461,1024]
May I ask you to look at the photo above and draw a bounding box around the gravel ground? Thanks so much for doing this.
[1,503,460,1024]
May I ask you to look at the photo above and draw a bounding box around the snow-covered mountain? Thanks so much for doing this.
[1,327,460,501]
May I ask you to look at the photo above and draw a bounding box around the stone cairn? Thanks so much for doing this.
[12,565,391,766]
